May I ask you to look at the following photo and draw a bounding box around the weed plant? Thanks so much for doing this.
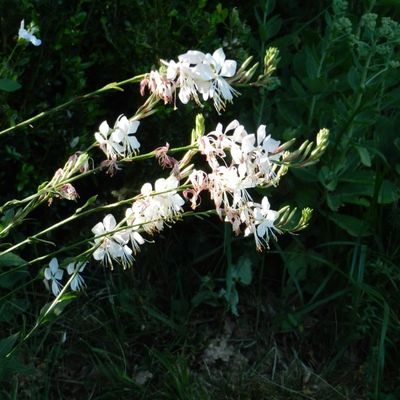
[0,1,399,399]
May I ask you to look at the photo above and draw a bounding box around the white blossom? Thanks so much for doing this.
[67,261,87,291]
[193,120,283,249]
[91,214,133,269]
[18,20,42,46]
[95,116,140,159]
[200,48,239,113]
[161,48,239,112]
[126,175,185,235]
[244,197,279,250]
[44,258,63,296]
[111,115,140,156]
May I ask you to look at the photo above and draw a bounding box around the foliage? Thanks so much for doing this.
[0,0,399,399]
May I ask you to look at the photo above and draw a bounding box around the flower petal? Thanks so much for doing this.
[92,221,105,236]
[221,60,237,77]
[103,214,116,231]
[49,257,59,273]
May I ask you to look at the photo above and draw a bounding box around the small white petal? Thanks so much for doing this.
[257,125,266,145]
[129,120,140,134]
[128,135,140,150]
[103,214,116,231]
[31,37,41,46]
[99,121,110,135]
[261,196,271,211]
[67,263,74,275]
[52,280,61,297]
[44,267,52,280]
[194,64,214,80]
[55,269,64,280]
[92,221,105,236]
[93,247,105,261]
[178,87,191,104]
[221,60,237,77]
[225,120,240,133]
[111,129,125,143]
[141,183,152,196]
[95,131,106,144]
[49,257,59,273]
[218,78,233,101]
[212,48,226,67]
[155,178,167,192]
[132,231,145,245]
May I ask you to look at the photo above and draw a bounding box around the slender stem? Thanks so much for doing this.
[0,73,146,137]
[0,143,198,241]
[331,51,373,159]
[256,0,270,126]
[0,43,20,76]
[307,45,329,126]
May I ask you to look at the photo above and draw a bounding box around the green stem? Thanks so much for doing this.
[307,45,329,126]
[0,43,20,76]
[0,73,146,137]
[256,0,269,126]
[0,143,197,239]
[332,51,373,160]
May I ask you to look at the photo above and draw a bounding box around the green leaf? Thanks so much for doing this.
[355,145,372,167]
[259,15,282,41]
[191,290,220,308]
[305,46,319,79]
[347,66,360,91]
[328,213,372,237]
[0,298,28,321]
[38,294,76,326]
[0,253,28,289]
[220,287,239,316]
[0,79,22,92]
[291,77,306,98]
[326,180,374,211]
[378,180,400,204]
[318,166,338,191]
[232,256,252,285]
[303,77,328,94]
[327,192,370,211]
[143,305,178,330]
[0,253,25,267]
[0,332,20,357]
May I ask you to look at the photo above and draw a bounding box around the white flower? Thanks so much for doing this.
[67,261,87,291]
[44,258,63,296]
[18,20,42,46]
[95,116,140,159]
[154,176,185,216]
[111,115,140,156]
[92,214,133,269]
[127,175,185,235]
[95,120,118,159]
[162,48,239,112]
[178,50,206,65]
[140,70,174,104]
[167,61,202,105]
[200,48,239,113]
[245,197,279,250]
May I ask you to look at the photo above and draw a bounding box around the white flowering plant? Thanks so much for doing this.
[0,38,329,351]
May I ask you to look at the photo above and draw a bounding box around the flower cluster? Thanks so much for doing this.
[44,258,86,297]
[95,115,140,160]
[187,120,283,250]
[91,175,185,269]
[142,48,239,113]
